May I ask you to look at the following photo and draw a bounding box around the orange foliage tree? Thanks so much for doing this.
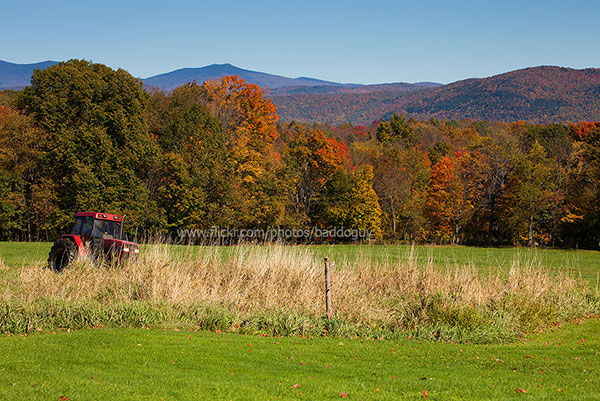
[201,75,279,183]
[199,76,283,226]
[281,124,349,226]
[425,151,483,244]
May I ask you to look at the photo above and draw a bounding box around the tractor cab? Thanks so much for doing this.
[71,212,124,241]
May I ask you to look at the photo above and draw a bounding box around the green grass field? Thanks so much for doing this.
[2,241,599,285]
[0,318,598,400]
[1,241,598,399]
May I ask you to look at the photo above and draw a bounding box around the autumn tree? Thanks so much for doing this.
[198,76,283,227]
[391,149,432,241]
[425,156,459,242]
[467,130,516,244]
[199,75,278,182]
[559,122,600,247]
[542,125,574,245]
[425,151,482,244]
[353,140,430,240]
[281,124,349,226]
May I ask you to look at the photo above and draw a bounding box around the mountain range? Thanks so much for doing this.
[142,63,357,91]
[272,66,600,125]
[1,60,599,124]
[0,60,59,89]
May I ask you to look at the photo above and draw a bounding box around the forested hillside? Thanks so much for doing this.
[272,66,600,124]
[1,60,599,248]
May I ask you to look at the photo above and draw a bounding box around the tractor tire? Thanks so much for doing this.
[47,238,77,272]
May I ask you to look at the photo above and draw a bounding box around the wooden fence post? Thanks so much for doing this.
[324,257,332,319]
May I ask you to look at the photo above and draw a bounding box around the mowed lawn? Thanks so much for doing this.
[0,319,598,400]
[1,241,599,285]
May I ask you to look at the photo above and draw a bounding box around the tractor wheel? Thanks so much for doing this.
[47,239,76,272]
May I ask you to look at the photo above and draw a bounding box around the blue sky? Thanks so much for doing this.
[2,0,598,84]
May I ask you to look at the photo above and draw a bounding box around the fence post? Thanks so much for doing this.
[324,257,332,319]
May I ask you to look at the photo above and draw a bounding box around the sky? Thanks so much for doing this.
[1,0,599,84]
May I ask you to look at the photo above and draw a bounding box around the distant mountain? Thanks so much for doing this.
[3,61,598,125]
[269,81,441,95]
[271,66,600,125]
[141,63,442,93]
[0,59,440,98]
[0,60,58,89]
[141,63,357,91]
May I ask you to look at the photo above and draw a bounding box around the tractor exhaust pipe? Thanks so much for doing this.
[120,215,126,240]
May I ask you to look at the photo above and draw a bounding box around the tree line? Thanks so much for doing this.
[0,60,598,248]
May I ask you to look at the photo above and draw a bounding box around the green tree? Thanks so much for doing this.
[150,83,239,230]
[156,153,205,230]
[18,59,159,230]
[0,104,55,240]
[376,113,418,146]
[324,165,382,240]
[500,141,557,246]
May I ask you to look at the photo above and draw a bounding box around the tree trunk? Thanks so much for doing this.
[455,224,460,244]
[488,195,496,244]
[528,214,534,246]
[390,197,396,239]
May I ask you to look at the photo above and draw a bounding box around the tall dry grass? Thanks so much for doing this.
[1,243,596,342]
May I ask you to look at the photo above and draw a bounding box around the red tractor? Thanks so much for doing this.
[48,212,140,271]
